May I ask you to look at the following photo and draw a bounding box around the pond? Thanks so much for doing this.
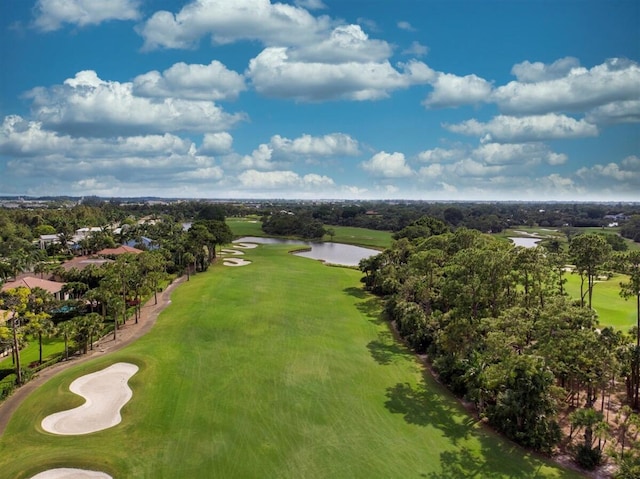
[509,237,541,248]
[233,237,380,266]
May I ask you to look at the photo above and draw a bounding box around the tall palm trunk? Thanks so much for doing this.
[11,314,22,384]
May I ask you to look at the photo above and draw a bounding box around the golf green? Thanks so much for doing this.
[0,243,581,478]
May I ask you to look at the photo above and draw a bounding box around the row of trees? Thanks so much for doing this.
[360,218,640,473]
[0,250,169,384]
[1,205,234,391]
[261,211,326,239]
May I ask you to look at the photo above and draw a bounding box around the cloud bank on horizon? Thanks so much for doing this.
[0,0,638,201]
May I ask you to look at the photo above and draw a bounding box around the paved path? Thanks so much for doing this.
[0,275,187,436]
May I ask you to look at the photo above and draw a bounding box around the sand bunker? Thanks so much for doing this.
[31,468,112,479]
[223,258,252,267]
[232,242,258,249]
[220,248,245,255]
[41,362,139,435]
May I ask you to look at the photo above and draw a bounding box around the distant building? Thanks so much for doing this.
[604,213,629,222]
[38,234,60,250]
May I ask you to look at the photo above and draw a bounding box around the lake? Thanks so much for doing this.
[233,237,380,266]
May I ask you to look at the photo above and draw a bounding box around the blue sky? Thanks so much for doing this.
[1,0,638,201]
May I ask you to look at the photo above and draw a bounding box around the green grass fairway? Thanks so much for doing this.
[564,273,637,331]
[227,216,265,237]
[0,244,581,478]
[324,226,392,249]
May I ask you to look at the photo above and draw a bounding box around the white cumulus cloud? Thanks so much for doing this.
[247,48,434,101]
[237,169,334,189]
[510,57,581,83]
[132,61,246,101]
[493,58,640,115]
[586,100,640,124]
[473,142,567,166]
[269,133,360,157]
[423,72,493,108]
[137,0,331,50]
[417,147,465,163]
[361,151,413,178]
[290,24,392,63]
[402,41,429,57]
[576,155,640,185]
[445,113,599,143]
[25,70,245,136]
[200,132,233,154]
[33,0,140,31]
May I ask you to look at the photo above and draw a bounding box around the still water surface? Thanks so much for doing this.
[234,237,380,266]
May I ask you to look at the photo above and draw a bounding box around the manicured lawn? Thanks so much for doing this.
[227,216,264,237]
[0,336,66,370]
[564,272,637,331]
[323,225,392,249]
[0,244,581,478]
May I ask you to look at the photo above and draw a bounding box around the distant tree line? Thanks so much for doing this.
[261,211,326,239]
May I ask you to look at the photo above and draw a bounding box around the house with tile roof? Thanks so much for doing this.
[1,276,67,300]
[97,245,143,256]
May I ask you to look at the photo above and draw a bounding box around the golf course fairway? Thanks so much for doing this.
[0,243,582,478]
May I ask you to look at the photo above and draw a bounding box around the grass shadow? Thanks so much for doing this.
[384,381,476,443]
[343,287,385,324]
[385,378,576,478]
[343,286,368,299]
[366,330,406,365]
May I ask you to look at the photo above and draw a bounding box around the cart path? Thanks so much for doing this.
[0,275,187,436]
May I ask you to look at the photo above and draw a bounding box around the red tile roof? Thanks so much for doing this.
[1,276,65,295]
[60,256,113,271]
[97,245,143,255]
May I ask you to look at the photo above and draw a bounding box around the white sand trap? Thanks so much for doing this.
[223,258,251,267]
[31,468,112,479]
[233,242,258,249]
[220,248,245,255]
[41,362,139,435]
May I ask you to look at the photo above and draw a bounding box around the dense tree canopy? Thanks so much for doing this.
[360,218,639,465]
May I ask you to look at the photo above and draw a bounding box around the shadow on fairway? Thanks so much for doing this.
[385,381,475,442]
[343,286,368,299]
[424,442,555,479]
[343,287,384,324]
[366,330,406,365]
[385,380,569,478]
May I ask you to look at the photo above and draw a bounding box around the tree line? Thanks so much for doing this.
[0,204,233,398]
[360,217,640,475]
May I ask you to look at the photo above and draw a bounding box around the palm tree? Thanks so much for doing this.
[183,252,195,280]
[57,320,76,360]
[61,281,89,300]
[1,287,30,384]
[33,261,48,279]
[85,312,104,350]
[57,231,74,255]
[25,313,55,364]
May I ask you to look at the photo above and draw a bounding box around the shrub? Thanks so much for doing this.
[575,445,602,470]
[0,374,17,400]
